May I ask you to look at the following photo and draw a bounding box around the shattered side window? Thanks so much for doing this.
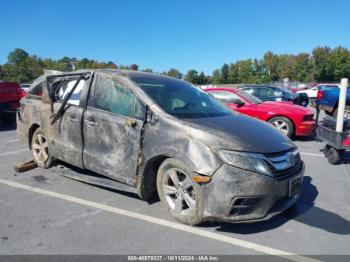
[92,75,145,119]
[56,79,86,106]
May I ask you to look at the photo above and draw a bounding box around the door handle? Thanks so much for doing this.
[69,118,79,123]
[85,120,98,127]
[125,118,137,127]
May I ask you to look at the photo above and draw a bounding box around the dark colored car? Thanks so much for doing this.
[0,81,24,123]
[240,85,309,107]
[17,70,304,225]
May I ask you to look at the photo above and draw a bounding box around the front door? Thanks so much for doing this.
[83,73,146,185]
[49,75,91,168]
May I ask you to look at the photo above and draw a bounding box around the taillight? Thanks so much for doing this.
[342,137,350,147]
[317,90,324,100]
[20,89,27,98]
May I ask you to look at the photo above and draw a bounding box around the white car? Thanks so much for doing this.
[297,83,339,99]
[20,83,31,92]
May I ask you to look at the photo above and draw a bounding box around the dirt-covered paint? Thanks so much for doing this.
[16,69,304,224]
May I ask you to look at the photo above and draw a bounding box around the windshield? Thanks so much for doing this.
[130,75,232,118]
[236,90,262,104]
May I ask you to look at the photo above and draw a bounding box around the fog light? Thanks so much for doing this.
[229,197,262,216]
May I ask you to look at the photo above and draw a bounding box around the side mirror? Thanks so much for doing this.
[233,99,245,107]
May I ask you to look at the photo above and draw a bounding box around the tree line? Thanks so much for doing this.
[0,46,349,85]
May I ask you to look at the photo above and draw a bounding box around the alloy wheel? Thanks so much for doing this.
[272,119,290,135]
[162,168,196,216]
[32,133,49,165]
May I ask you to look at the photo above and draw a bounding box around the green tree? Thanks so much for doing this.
[130,64,139,71]
[262,51,279,82]
[197,71,209,85]
[166,68,182,79]
[210,69,222,84]
[311,46,333,82]
[220,64,229,83]
[3,48,43,83]
[329,46,350,80]
[0,65,4,80]
[294,53,313,82]
[184,70,199,84]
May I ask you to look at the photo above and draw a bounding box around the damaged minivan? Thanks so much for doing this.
[17,70,304,225]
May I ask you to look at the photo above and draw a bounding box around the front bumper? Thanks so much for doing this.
[201,161,305,223]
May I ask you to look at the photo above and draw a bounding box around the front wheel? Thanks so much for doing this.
[157,158,204,225]
[268,116,294,137]
[31,128,53,168]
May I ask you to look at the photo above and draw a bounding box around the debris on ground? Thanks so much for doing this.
[14,159,37,173]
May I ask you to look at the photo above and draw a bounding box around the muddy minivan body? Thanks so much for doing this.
[17,70,304,225]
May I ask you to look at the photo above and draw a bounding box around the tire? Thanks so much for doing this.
[156,158,204,225]
[323,145,330,157]
[326,147,341,165]
[268,116,294,137]
[301,100,308,107]
[31,128,53,168]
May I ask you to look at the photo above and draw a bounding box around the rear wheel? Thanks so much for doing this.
[157,158,204,225]
[268,116,294,137]
[31,128,52,168]
[323,145,330,157]
[326,147,341,165]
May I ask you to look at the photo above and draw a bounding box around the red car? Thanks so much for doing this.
[0,81,24,123]
[205,87,315,137]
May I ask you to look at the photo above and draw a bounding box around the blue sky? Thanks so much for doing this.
[0,0,349,74]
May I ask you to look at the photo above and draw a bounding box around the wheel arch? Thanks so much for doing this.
[28,123,40,149]
[138,155,169,200]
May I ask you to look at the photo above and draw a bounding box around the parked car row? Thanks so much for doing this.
[205,87,315,137]
[16,70,305,225]
[239,85,309,107]
[297,83,339,101]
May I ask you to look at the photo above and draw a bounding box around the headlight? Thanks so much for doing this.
[218,150,271,176]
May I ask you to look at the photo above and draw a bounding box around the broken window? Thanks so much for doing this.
[91,75,145,119]
[55,79,86,106]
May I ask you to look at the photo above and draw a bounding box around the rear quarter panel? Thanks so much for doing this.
[319,88,340,112]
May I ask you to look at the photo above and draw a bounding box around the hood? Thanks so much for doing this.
[259,101,314,114]
[181,113,295,154]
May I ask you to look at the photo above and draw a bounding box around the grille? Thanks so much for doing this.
[264,149,302,180]
[271,161,303,180]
